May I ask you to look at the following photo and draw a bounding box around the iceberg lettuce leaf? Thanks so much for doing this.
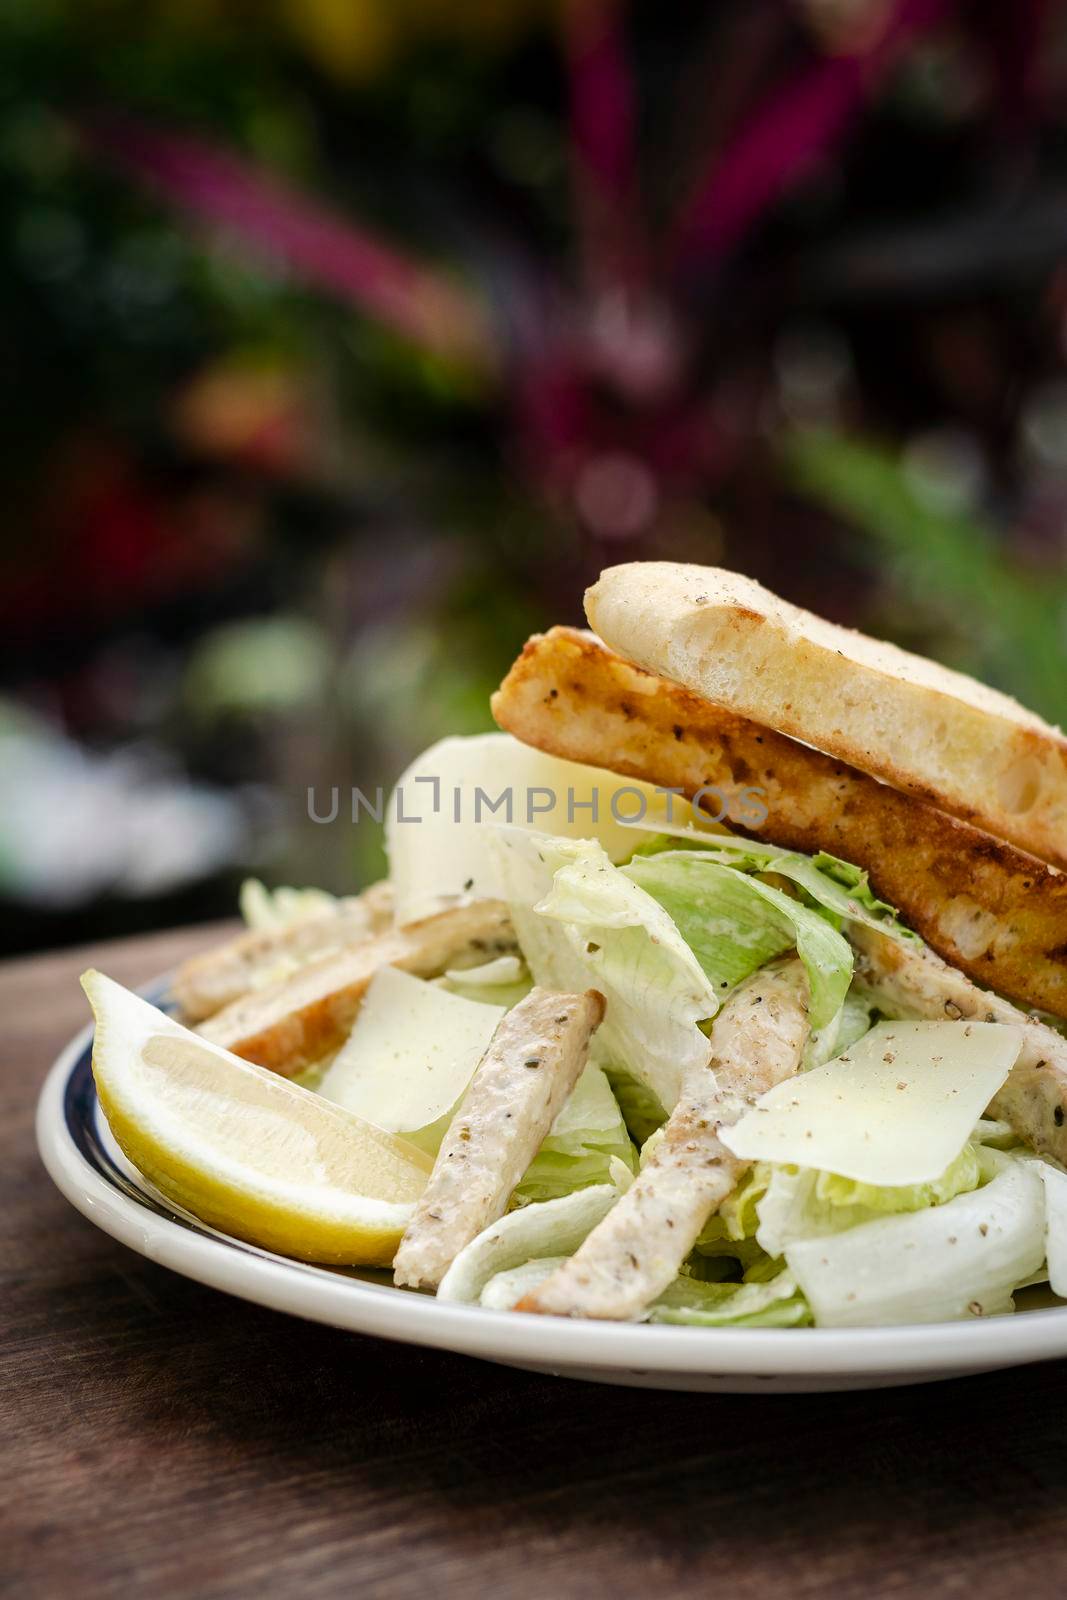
[604,1066,669,1145]
[623,854,795,993]
[623,850,853,1030]
[1030,1159,1067,1298]
[438,954,533,1009]
[625,830,915,942]
[648,1271,811,1327]
[813,1143,983,1215]
[784,1149,1045,1326]
[513,1062,637,1205]
[477,1257,810,1323]
[479,1256,570,1309]
[239,878,338,930]
[755,1139,986,1259]
[437,1184,619,1303]
[489,828,720,1111]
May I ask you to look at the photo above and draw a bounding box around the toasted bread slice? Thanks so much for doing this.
[586,562,1067,869]
[199,902,517,1075]
[171,881,394,1024]
[491,627,1067,1018]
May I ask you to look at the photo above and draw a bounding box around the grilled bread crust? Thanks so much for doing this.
[586,562,1067,869]
[491,627,1067,1018]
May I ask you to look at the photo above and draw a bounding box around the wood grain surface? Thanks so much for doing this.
[6,926,1067,1600]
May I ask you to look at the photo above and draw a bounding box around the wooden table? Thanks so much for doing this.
[7,927,1067,1600]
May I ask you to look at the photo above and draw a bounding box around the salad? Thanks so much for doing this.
[81,558,1067,1333]
[85,729,1067,1330]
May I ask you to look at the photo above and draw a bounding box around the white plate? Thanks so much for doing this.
[37,994,1067,1393]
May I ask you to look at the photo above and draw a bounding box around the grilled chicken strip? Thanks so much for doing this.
[172,881,395,1024]
[517,958,811,1321]
[199,901,517,1076]
[393,987,605,1292]
[850,924,1067,1165]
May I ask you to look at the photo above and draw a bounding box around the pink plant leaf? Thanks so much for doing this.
[563,0,644,289]
[79,112,498,372]
[669,0,957,271]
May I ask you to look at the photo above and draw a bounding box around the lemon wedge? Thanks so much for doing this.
[82,969,433,1265]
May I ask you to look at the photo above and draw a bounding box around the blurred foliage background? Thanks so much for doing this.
[3,0,1067,954]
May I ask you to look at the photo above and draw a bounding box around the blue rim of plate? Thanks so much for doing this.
[63,995,207,1228]
[49,986,382,1287]
[62,986,304,1260]
[35,978,1067,1385]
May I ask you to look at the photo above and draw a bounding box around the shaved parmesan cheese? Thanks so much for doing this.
[720,1020,1023,1186]
[317,967,503,1145]
[386,733,672,925]
[1034,1160,1067,1298]
[618,814,732,844]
